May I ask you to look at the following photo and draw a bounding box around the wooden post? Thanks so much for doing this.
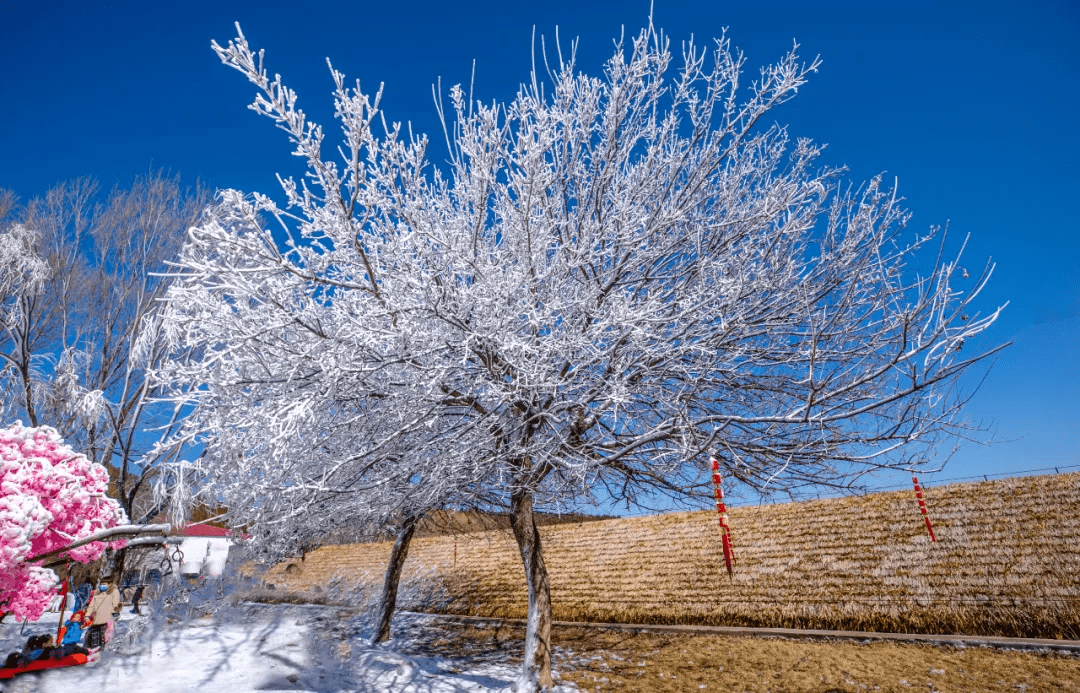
[710,457,737,579]
[55,566,70,643]
[912,475,937,542]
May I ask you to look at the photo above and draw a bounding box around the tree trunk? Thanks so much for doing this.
[112,547,128,587]
[510,486,554,692]
[18,356,38,427]
[371,514,419,644]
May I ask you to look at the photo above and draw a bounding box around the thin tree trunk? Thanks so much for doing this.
[18,358,38,427]
[112,547,128,587]
[371,514,419,644]
[509,486,554,692]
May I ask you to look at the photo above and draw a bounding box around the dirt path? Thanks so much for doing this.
[555,629,1080,693]
[400,616,1080,693]
[410,612,1080,653]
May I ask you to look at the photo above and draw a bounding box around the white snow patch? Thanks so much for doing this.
[0,605,578,692]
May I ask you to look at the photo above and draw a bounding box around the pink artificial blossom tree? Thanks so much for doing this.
[0,422,128,621]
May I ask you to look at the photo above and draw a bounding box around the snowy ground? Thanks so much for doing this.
[0,602,578,693]
[7,600,1079,693]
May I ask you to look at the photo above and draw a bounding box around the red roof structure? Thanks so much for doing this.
[177,523,230,537]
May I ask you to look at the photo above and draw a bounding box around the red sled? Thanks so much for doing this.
[0,652,89,679]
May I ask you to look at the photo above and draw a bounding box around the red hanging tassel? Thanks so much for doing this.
[711,457,737,578]
[912,475,938,542]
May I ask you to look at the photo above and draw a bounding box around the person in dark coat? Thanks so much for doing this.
[73,582,93,613]
[130,584,146,615]
[3,634,54,669]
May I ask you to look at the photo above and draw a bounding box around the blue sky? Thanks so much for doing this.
[1,0,1077,497]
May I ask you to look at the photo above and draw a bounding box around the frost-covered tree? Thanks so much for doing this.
[0,222,50,426]
[0,174,210,529]
[0,423,128,621]
[152,228,503,641]
[153,361,501,642]
[156,19,1004,691]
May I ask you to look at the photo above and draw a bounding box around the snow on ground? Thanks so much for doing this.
[0,602,578,692]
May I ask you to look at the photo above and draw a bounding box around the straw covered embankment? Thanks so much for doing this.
[262,472,1080,639]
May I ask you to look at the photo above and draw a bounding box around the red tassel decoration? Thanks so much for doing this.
[912,475,938,542]
[710,457,737,578]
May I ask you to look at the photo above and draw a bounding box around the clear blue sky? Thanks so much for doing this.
[1,0,1077,496]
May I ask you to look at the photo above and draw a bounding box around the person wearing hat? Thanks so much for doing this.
[84,584,121,649]
[49,608,90,659]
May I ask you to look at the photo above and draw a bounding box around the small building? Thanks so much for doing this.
[170,523,233,577]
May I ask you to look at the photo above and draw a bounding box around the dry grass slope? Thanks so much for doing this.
[262,472,1080,639]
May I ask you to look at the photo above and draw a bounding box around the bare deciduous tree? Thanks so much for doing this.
[0,173,209,529]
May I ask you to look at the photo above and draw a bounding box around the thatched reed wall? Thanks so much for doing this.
[262,472,1080,638]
